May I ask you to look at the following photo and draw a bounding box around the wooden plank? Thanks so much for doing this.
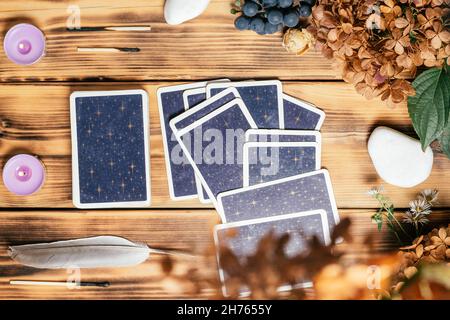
[0,209,448,299]
[1,82,449,209]
[0,0,339,81]
[0,209,219,299]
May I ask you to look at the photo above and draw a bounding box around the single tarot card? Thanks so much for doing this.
[283,94,325,130]
[245,129,321,144]
[70,90,151,209]
[157,81,209,200]
[173,99,257,209]
[207,80,283,129]
[175,87,241,204]
[217,169,340,232]
[243,141,320,187]
[214,210,331,297]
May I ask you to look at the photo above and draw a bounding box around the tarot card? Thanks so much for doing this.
[243,141,320,186]
[283,94,325,130]
[214,210,331,297]
[180,87,240,204]
[245,129,321,144]
[70,90,151,209]
[217,169,340,232]
[173,99,257,208]
[157,81,209,200]
[206,80,283,129]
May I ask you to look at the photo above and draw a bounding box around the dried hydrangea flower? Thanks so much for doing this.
[308,0,449,104]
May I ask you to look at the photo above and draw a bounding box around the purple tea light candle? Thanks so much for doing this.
[2,154,46,196]
[3,23,46,65]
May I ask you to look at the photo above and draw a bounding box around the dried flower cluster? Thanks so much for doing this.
[157,218,450,299]
[393,224,450,293]
[307,0,450,105]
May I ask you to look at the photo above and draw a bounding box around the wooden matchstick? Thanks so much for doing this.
[10,280,110,287]
[77,47,140,53]
[67,26,151,32]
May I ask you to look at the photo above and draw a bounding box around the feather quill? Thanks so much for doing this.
[8,236,159,269]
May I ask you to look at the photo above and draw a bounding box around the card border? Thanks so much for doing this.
[174,98,258,210]
[216,169,340,225]
[181,87,240,204]
[245,128,321,145]
[206,80,284,129]
[214,209,331,297]
[70,89,151,209]
[182,87,210,204]
[242,141,321,187]
[157,82,209,201]
[171,87,241,132]
[283,93,325,130]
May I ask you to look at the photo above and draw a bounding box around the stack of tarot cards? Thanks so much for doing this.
[157,80,339,296]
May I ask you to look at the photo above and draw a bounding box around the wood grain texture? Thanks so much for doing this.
[0,82,449,208]
[0,209,448,300]
[0,0,339,82]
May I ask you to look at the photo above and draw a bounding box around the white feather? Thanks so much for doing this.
[8,236,152,269]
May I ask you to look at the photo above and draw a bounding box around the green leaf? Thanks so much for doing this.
[408,66,450,150]
[371,213,383,232]
[438,122,450,159]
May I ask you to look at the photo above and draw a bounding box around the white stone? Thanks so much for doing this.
[164,0,210,25]
[368,126,433,188]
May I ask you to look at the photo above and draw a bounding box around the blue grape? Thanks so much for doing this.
[283,10,299,27]
[242,1,259,17]
[264,21,280,34]
[234,16,251,30]
[278,0,293,8]
[249,17,265,33]
[262,0,278,7]
[298,4,312,17]
[267,9,283,25]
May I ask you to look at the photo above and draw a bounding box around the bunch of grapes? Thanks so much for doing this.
[233,0,316,35]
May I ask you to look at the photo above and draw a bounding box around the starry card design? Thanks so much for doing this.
[206,81,283,129]
[70,90,151,209]
[283,94,325,130]
[245,129,321,144]
[173,88,242,204]
[214,210,331,297]
[157,81,210,200]
[174,99,257,209]
[217,169,340,232]
[243,142,320,187]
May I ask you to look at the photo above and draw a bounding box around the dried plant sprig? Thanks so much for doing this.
[368,186,411,244]
[418,188,439,205]
[369,187,440,243]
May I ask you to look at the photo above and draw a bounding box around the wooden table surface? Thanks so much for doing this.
[0,0,449,300]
